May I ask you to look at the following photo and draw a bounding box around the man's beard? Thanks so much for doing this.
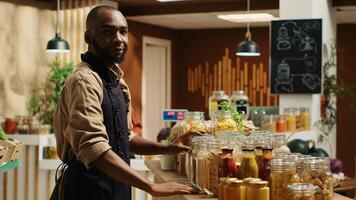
[92,38,126,64]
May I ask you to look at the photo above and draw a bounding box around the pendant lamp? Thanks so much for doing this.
[236,0,260,56]
[46,0,70,53]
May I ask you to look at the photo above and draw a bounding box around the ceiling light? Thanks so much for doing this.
[235,0,261,57]
[217,13,276,23]
[46,0,70,53]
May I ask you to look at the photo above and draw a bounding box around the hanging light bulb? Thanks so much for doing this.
[236,0,261,57]
[46,0,70,53]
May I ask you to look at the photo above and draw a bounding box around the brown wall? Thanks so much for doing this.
[121,20,178,120]
[337,24,356,178]
[175,27,272,114]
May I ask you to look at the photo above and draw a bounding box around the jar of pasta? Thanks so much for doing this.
[181,111,207,134]
[206,139,225,196]
[270,159,300,200]
[288,183,316,200]
[301,157,333,200]
[300,107,311,130]
[213,111,238,135]
[196,136,213,190]
[209,90,230,120]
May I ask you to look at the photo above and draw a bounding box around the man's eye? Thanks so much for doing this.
[104,30,113,35]
[120,30,128,36]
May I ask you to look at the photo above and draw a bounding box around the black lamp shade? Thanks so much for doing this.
[236,37,261,57]
[46,33,70,53]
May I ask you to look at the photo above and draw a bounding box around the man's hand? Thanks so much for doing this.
[165,143,190,155]
[148,182,193,197]
[173,131,205,146]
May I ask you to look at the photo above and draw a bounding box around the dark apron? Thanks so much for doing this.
[63,53,131,200]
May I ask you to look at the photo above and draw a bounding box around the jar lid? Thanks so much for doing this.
[227,179,243,185]
[288,183,316,194]
[219,177,229,183]
[251,181,269,187]
[232,90,245,96]
[213,90,226,96]
[243,178,261,184]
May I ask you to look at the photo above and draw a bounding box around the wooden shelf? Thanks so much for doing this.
[0,159,20,174]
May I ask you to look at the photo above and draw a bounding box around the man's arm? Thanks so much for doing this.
[94,149,192,196]
[129,131,204,155]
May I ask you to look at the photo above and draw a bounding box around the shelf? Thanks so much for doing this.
[0,159,20,174]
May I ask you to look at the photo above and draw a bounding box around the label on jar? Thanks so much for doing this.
[234,100,248,115]
[210,100,229,112]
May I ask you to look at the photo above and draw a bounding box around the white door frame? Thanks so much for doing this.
[142,36,172,138]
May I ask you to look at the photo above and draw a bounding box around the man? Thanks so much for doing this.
[53,5,200,200]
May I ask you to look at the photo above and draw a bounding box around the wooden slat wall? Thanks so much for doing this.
[187,47,279,108]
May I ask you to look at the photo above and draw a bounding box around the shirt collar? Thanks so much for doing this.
[108,64,124,81]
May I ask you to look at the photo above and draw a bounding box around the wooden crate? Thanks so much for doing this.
[0,145,8,165]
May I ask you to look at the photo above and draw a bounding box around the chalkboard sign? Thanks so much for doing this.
[270,19,322,94]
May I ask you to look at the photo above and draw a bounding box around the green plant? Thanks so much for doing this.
[315,42,355,136]
[27,59,73,126]
[219,101,244,132]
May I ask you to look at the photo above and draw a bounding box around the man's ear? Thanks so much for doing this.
[84,31,91,45]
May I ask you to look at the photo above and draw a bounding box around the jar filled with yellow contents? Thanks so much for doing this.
[270,159,300,200]
[239,138,259,179]
[300,107,311,130]
[247,181,270,200]
[209,90,230,120]
[288,183,316,200]
[224,179,244,200]
[213,111,238,135]
[284,108,296,132]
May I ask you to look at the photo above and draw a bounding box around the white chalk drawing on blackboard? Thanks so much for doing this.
[274,54,318,93]
[277,26,291,50]
[299,36,317,53]
[302,73,321,90]
[276,21,317,53]
[303,21,321,32]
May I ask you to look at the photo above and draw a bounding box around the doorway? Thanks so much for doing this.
[142,36,171,141]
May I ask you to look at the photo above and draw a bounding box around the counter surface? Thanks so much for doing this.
[145,160,352,200]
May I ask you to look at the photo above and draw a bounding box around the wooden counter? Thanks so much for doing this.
[145,160,353,200]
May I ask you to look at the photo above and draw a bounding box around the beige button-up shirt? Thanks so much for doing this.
[53,61,135,169]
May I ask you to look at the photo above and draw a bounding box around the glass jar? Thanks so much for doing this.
[247,181,270,200]
[213,111,238,135]
[239,141,259,179]
[272,134,288,156]
[288,183,316,200]
[209,90,230,120]
[189,137,201,185]
[5,118,18,134]
[219,177,229,200]
[300,107,311,130]
[220,148,238,178]
[17,124,29,134]
[231,90,249,119]
[14,115,25,125]
[301,158,333,200]
[284,108,297,132]
[258,138,274,181]
[254,136,264,165]
[270,159,300,200]
[276,116,288,133]
[260,115,276,132]
[30,124,50,135]
[224,179,244,200]
[181,112,207,134]
[196,136,213,191]
[206,139,225,196]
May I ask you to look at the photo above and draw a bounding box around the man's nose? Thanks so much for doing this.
[114,31,124,43]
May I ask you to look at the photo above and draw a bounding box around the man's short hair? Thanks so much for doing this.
[86,5,116,29]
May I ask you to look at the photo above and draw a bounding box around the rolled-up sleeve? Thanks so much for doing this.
[64,77,111,168]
